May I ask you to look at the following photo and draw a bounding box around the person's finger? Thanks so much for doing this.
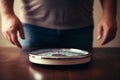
[10,32,22,48]
[7,33,15,45]
[101,25,109,45]
[19,24,25,39]
[2,32,15,45]
[97,24,103,40]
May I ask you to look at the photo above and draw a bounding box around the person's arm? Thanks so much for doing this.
[97,0,117,45]
[0,0,25,48]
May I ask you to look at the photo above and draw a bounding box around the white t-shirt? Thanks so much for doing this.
[20,0,94,29]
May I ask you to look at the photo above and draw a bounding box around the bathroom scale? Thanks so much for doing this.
[29,48,92,65]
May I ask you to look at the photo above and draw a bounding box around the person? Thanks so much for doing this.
[0,0,117,53]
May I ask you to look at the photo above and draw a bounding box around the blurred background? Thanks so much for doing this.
[0,0,120,48]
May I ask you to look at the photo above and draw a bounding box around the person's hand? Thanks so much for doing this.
[1,14,25,48]
[97,15,117,45]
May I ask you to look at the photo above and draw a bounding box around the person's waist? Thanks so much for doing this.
[21,19,93,30]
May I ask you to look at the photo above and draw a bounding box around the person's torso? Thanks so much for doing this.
[20,0,94,29]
